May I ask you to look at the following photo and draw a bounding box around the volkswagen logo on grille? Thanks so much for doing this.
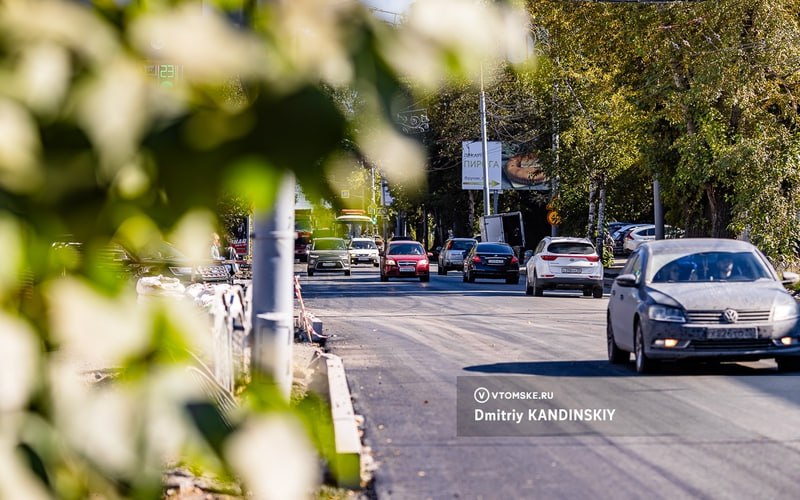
[721,309,739,323]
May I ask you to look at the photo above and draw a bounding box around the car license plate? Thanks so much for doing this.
[399,266,415,273]
[321,262,335,267]
[705,328,757,339]
[563,267,581,273]
[488,259,504,265]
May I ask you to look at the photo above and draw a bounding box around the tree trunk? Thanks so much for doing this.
[587,178,596,241]
[596,180,606,258]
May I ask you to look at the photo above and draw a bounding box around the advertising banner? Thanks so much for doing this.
[462,141,502,190]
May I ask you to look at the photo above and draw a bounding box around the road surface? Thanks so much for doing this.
[298,263,800,499]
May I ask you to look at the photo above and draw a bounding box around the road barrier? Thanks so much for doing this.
[294,275,327,344]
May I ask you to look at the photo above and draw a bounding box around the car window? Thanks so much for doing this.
[477,243,513,254]
[388,243,424,255]
[650,251,770,283]
[314,239,346,251]
[645,227,655,236]
[535,240,546,254]
[547,242,595,255]
[451,240,475,251]
[621,252,642,282]
[350,240,376,250]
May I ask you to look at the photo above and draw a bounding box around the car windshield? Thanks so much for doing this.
[351,240,377,250]
[547,242,595,255]
[650,251,772,283]
[477,243,513,254]
[388,243,424,255]
[314,239,346,251]
[450,240,475,251]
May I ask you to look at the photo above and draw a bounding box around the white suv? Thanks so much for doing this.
[348,238,380,266]
[525,237,604,298]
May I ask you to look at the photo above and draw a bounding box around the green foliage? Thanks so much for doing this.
[0,0,530,496]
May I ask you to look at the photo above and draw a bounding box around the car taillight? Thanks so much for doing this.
[541,255,558,261]
[585,255,599,262]
[626,233,633,239]
[510,256,519,264]
[472,256,481,263]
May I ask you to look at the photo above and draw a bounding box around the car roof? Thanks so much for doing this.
[314,237,345,241]
[388,239,422,245]
[350,237,375,241]
[640,238,756,252]
[544,237,593,244]
[448,237,477,241]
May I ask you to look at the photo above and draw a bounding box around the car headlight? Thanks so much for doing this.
[649,304,686,323]
[419,259,428,266]
[385,259,396,266]
[774,302,800,321]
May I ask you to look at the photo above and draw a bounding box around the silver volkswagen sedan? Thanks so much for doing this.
[607,238,800,373]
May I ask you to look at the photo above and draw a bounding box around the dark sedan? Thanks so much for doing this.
[463,242,520,284]
[607,238,800,373]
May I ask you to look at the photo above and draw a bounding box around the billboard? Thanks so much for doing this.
[463,141,550,191]
[462,141,502,190]
[501,151,549,191]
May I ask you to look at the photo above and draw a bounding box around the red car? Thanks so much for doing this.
[380,240,430,282]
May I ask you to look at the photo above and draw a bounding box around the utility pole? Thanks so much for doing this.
[480,66,491,217]
[251,172,295,399]
[654,176,664,239]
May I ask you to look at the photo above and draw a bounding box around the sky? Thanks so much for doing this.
[360,0,415,23]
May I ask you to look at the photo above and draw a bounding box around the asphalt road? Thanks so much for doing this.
[298,263,800,500]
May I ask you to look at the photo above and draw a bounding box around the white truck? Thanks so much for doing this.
[479,211,526,248]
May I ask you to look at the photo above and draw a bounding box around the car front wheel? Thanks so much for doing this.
[634,322,657,374]
[607,316,628,364]
[776,357,800,372]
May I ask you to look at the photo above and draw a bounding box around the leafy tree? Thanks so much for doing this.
[0,0,528,496]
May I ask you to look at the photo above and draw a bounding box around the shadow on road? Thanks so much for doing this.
[463,359,787,377]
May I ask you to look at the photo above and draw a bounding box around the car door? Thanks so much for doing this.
[610,250,643,351]
[529,239,546,276]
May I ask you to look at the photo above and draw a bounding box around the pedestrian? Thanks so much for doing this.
[211,233,223,261]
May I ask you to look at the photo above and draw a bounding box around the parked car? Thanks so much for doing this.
[462,242,520,284]
[623,224,656,254]
[526,237,603,298]
[438,237,477,275]
[380,240,430,282]
[611,224,645,255]
[53,240,233,284]
[307,238,351,277]
[607,238,800,373]
[348,237,380,266]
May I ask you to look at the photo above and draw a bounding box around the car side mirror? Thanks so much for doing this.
[427,252,433,258]
[615,273,638,287]
[782,271,799,286]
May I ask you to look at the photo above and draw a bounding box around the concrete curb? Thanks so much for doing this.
[324,354,362,489]
[307,352,362,489]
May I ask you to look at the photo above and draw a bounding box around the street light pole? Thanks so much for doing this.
[480,66,491,217]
